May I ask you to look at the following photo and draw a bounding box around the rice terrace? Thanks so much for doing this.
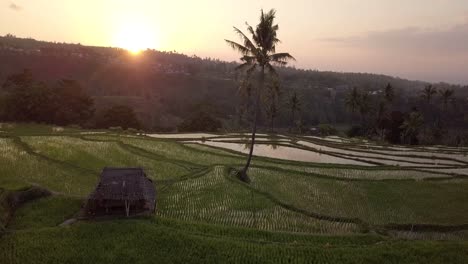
[0,124,467,263]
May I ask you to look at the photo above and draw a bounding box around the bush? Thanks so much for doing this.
[318,124,337,136]
[178,111,222,132]
[346,125,365,138]
[127,128,138,134]
[97,105,141,130]
[109,126,123,132]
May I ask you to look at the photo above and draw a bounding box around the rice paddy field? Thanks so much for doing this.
[1,124,468,263]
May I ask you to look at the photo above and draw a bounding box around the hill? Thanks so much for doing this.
[2,35,467,131]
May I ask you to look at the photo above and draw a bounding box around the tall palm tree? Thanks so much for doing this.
[421,85,437,105]
[401,111,424,145]
[345,86,361,118]
[226,9,294,182]
[288,91,301,131]
[438,88,454,111]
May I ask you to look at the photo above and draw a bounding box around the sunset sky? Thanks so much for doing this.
[2,0,468,84]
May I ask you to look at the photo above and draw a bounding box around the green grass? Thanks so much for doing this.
[21,136,191,181]
[8,195,82,230]
[0,138,96,196]
[1,219,467,264]
[158,166,359,234]
[248,167,468,225]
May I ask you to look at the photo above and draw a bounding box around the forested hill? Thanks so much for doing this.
[1,35,467,130]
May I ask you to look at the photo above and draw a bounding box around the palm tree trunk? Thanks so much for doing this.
[241,66,264,182]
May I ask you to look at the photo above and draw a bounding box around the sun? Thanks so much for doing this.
[114,22,157,54]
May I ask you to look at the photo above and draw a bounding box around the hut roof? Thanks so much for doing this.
[88,167,155,202]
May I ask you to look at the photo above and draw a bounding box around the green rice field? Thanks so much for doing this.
[0,124,467,263]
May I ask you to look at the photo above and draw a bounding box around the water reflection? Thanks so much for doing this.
[190,140,372,166]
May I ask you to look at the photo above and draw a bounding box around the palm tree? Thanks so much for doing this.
[400,111,424,145]
[438,88,454,111]
[288,91,301,131]
[345,87,361,121]
[421,85,437,105]
[226,9,294,182]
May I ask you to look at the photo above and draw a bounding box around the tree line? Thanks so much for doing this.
[0,69,142,130]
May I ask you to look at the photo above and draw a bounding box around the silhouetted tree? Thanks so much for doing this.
[384,111,405,144]
[438,88,454,112]
[2,69,55,123]
[53,79,94,125]
[263,79,280,132]
[358,91,371,123]
[225,9,294,182]
[345,87,360,115]
[401,111,424,145]
[178,111,222,132]
[288,91,301,131]
[98,105,141,130]
[384,83,394,104]
[421,85,437,105]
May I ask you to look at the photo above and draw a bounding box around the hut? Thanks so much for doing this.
[85,167,156,217]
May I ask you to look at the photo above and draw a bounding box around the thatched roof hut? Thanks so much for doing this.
[85,167,156,217]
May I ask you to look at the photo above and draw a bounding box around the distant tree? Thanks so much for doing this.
[345,87,360,115]
[263,79,281,132]
[98,105,141,130]
[358,91,372,122]
[421,85,437,105]
[438,88,454,111]
[384,83,394,104]
[401,111,424,145]
[237,79,253,128]
[2,69,55,123]
[288,91,301,131]
[383,111,405,144]
[225,9,294,182]
[376,101,388,140]
[52,79,94,125]
[178,111,222,132]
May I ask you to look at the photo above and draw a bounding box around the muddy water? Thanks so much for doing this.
[190,141,372,166]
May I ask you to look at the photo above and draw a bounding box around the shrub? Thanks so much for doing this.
[178,111,222,132]
[346,125,364,138]
[127,128,138,134]
[109,126,123,132]
[318,124,337,136]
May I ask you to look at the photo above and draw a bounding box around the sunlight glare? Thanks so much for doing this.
[114,20,157,54]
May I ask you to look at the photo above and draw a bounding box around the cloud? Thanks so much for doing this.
[322,23,468,57]
[317,23,468,84]
[9,2,22,11]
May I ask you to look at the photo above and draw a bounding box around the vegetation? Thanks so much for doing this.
[0,124,467,262]
[96,105,141,130]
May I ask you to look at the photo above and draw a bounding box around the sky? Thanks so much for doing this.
[1,0,468,85]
